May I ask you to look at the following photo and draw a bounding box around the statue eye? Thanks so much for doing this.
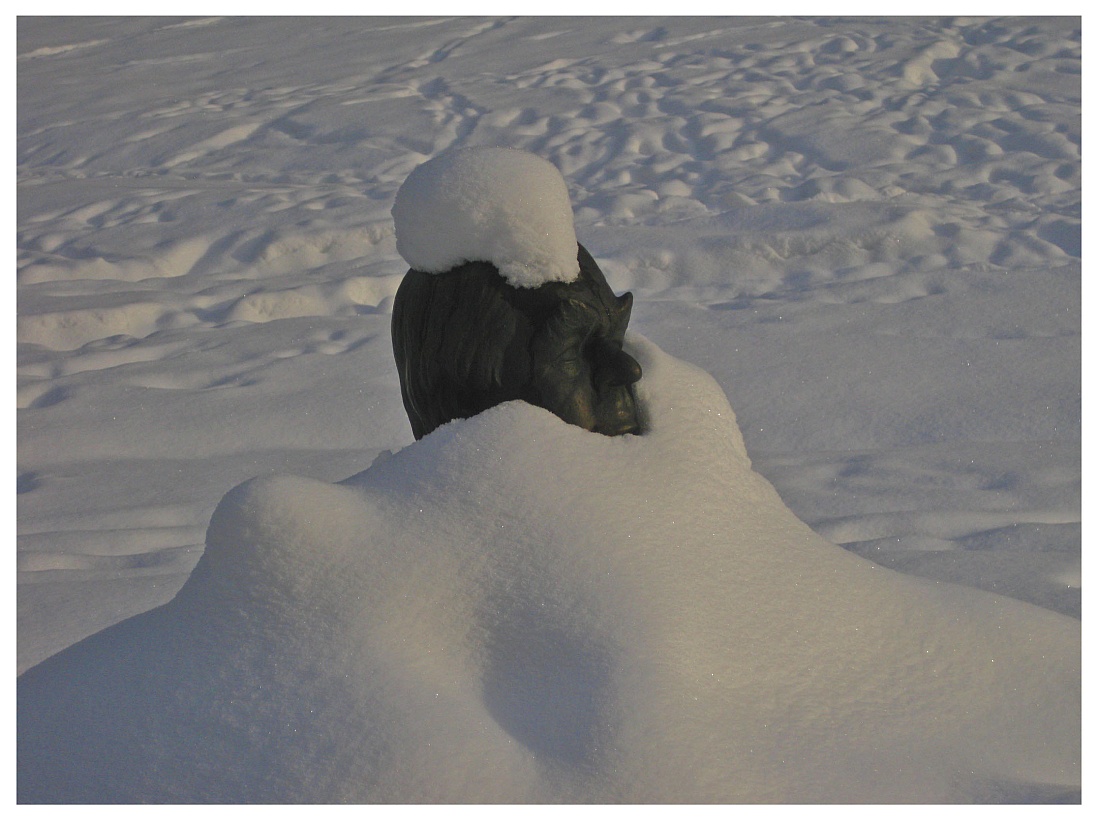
[556,356,584,380]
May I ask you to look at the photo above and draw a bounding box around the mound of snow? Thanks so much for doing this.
[391,147,580,288]
[17,338,1079,803]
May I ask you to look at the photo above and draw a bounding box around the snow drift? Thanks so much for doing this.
[17,337,1079,804]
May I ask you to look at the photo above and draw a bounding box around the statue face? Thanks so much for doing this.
[527,271,643,437]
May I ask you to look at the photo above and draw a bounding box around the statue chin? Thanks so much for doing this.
[605,396,643,436]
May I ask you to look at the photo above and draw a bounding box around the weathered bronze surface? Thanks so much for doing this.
[392,243,642,439]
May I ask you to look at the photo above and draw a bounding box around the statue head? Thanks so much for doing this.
[392,243,643,439]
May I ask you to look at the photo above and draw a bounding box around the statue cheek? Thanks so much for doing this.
[541,372,599,429]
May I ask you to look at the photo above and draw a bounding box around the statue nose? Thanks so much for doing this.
[593,341,642,388]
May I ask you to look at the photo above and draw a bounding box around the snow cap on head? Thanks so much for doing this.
[392,147,581,288]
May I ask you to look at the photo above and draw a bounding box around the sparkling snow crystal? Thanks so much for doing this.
[392,147,581,288]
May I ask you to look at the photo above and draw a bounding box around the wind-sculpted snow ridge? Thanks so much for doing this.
[18,339,1079,804]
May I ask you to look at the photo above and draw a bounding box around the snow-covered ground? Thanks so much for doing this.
[17,16,1080,803]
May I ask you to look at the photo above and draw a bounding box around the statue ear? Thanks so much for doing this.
[615,291,633,334]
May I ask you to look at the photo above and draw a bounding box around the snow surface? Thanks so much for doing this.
[393,146,581,286]
[17,16,1081,804]
[17,337,1081,803]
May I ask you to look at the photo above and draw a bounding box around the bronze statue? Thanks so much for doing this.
[392,243,642,439]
